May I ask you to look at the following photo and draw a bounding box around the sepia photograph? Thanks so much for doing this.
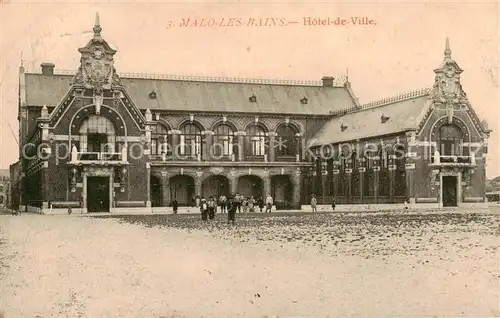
[0,1,499,317]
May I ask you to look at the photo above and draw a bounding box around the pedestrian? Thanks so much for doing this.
[208,197,216,220]
[404,199,409,212]
[219,194,227,214]
[248,196,255,212]
[195,195,201,208]
[234,194,242,213]
[242,197,248,213]
[227,196,236,225]
[200,198,208,220]
[172,199,178,214]
[311,195,317,213]
[257,197,264,212]
[49,201,53,214]
[331,197,336,211]
[67,206,72,215]
[265,194,273,213]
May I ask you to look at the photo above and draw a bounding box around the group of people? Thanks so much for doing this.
[170,193,275,225]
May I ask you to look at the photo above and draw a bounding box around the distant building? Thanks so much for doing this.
[13,14,491,214]
[0,169,10,208]
[9,162,21,211]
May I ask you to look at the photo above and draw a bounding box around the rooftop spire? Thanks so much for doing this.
[93,12,102,38]
[444,37,451,58]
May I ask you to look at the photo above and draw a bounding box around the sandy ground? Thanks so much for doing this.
[0,211,499,318]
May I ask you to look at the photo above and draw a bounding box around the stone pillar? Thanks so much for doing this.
[389,157,395,203]
[229,176,238,196]
[195,171,203,198]
[41,163,48,213]
[236,131,245,162]
[170,130,181,160]
[292,169,302,207]
[146,163,151,208]
[333,162,339,199]
[203,130,213,161]
[296,136,302,162]
[359,164,365,204]
[373,167,380,204]
[161,172,170,207]
[405,162,415,203]
[268,131,277,162]
[346,158,353,204]
[82,170,88,213]
[263,175,271,198]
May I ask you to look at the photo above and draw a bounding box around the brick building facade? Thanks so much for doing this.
[15,15,491,214]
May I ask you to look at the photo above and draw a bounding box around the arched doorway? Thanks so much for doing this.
[170,175,195,206]
[238,175,263,199]
[150,175,162,207]
[202,175,229,199]
[271,175,293,205]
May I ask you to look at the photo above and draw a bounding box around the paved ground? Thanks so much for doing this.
[0,211,499,317]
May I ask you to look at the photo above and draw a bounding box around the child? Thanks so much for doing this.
[172,199,178,214]
[404,199,409,212]
[331,198,336,211]
[227,196,236,225]
[311,195,318,213]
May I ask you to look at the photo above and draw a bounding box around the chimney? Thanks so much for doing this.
[40,63,55,75]
[321,76,334,87]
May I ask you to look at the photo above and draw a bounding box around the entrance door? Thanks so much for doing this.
[442,176,458,207]
[87,177,110,212]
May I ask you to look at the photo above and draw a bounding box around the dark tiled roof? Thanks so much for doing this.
[310,94,431,146]
[24,73,357,115]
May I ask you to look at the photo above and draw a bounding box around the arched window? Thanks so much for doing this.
[78,115,117,153]
[245,124,266,157]
[438,124,467,157]
[378,148,390,197]
[213,123,235,158]
[276,125,298,158]
[151,124,170,156]
[180,122,203,158]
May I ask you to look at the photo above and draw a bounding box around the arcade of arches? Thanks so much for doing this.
[149,173,298,208]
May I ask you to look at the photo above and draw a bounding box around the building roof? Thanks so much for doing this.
[24,73,358,115]
[310,91,431,146]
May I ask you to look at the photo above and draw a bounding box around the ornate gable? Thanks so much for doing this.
[421,38,489,137]
[72,13,122,92]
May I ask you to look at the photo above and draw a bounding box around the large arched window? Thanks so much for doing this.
[438,124,467,157]
[151,123,170,156]
[378,148,390,197]
[245,124,267,157]
[78,115,117,153]
[276,125,298,158]
[180,122,203,158]
[213,123,235,159]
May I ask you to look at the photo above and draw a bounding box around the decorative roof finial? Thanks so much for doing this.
[346,68,349,81]
[20,51,24,67]
[444,37,451,58]
[93,12,102,38]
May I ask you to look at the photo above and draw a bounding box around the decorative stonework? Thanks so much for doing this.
[72,14,122,95]
[430,38,467,107]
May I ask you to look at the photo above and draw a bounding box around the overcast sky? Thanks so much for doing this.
[0,0,498,177]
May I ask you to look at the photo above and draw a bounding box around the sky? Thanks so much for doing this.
[0,0,499,177]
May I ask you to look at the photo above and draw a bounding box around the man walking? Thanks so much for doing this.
[227,196,236,225]
[265,194,273,213]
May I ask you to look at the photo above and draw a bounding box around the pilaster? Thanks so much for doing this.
[268,131,277,162]
[146,163,151,207]
[161,172,170,206]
